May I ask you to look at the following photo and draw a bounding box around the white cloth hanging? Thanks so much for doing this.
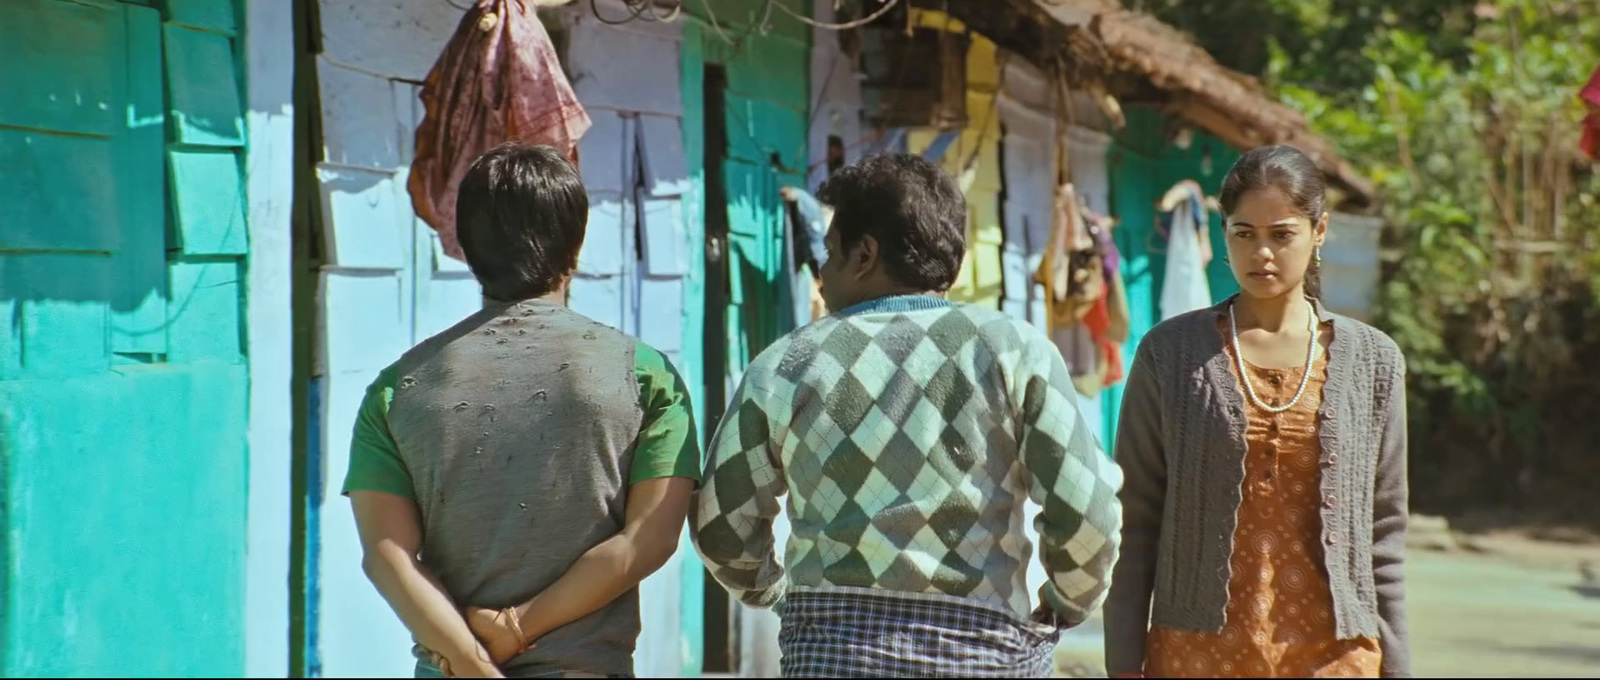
[1159,184,1213,321]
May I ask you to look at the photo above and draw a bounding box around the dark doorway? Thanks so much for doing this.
[289,0,324,675]
[699,62,739,675]
[701,63,731,474]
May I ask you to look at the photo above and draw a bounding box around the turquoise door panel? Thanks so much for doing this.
[168,149,248,256]
[163,23,244,146]
[0,0,122,136]
[162,0,237,35]
[0,1,248,674]
[0,130,125,252]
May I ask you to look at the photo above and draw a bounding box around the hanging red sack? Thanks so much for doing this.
[408,0,592,261]
[1579,62,1600,160]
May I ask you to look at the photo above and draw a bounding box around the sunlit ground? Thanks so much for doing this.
[1052,527,1600,678]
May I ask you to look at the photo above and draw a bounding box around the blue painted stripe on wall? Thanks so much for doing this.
[920,131,959,164]
[306,375,324,678]
[864,127,909,156]
[0,403,9,675]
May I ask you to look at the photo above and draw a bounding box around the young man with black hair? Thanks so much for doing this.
[692,153,1125,677]
[344,143,700,678]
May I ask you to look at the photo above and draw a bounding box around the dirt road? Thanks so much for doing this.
[1406,546,1600,677]
[1054,539,1600,677]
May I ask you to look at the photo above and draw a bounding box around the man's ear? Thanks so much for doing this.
[855,235,879,279]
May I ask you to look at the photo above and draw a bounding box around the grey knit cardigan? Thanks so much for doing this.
[1104,296,1410,677]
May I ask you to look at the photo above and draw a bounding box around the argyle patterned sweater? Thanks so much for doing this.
[692,295,1124,625]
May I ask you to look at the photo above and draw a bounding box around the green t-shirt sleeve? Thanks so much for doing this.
[631,342,703,486]
[341,367,415,499]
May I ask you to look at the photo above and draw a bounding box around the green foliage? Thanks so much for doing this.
[1310,0,1598,513]
[1139,0,1481,101]
[1159,0,1600,514]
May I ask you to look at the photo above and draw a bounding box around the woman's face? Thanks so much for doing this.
[1225,187,1328,300]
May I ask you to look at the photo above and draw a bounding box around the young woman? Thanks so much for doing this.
[1104,145,1410,678]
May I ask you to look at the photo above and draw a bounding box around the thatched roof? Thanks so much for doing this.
[939,0,1376,206]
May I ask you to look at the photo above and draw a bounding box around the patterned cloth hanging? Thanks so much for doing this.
[408,0,592,262]
[1036,186,1130,397]
[1158,180,1214,322]
[1580,62,1600,160]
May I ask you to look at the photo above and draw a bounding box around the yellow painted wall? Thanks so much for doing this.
[908,10,1003,308]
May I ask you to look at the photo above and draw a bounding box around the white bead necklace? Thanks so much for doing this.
[1229,299,1319,414]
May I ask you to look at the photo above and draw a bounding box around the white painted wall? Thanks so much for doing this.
[243,0,296,676]
[311,1,473,675]
[556,6,696,676]
[311,1,698,676]
[807,0,864,191]
[996,56,1120,614]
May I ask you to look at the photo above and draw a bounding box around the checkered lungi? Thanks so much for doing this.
[778,588,1061,678]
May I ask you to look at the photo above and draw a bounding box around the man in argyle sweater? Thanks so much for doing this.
[691,154,1124,678]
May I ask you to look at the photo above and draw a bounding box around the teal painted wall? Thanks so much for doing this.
[1103,106,1240,448]
[0,0,251,675]
[685,0,812,377]
[678,22,710,677]
[680,3,810,675]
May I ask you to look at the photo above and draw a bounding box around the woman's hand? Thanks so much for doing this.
[464,606,531,666]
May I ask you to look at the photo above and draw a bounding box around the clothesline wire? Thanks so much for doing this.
[591,0,682,25]
[772,0,901,30]
[700,0,901,53]
[802,5,986,179]
[697,0,739,45]
[450,0,895,37]
[698,0,777,54]
[441,0,681,24]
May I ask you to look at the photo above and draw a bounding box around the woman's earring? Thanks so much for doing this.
[1314,246,1323,266]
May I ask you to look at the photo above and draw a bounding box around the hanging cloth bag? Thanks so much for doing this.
[408,0,592,261]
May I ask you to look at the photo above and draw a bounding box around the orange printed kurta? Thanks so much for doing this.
[1145,321,1381,678]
